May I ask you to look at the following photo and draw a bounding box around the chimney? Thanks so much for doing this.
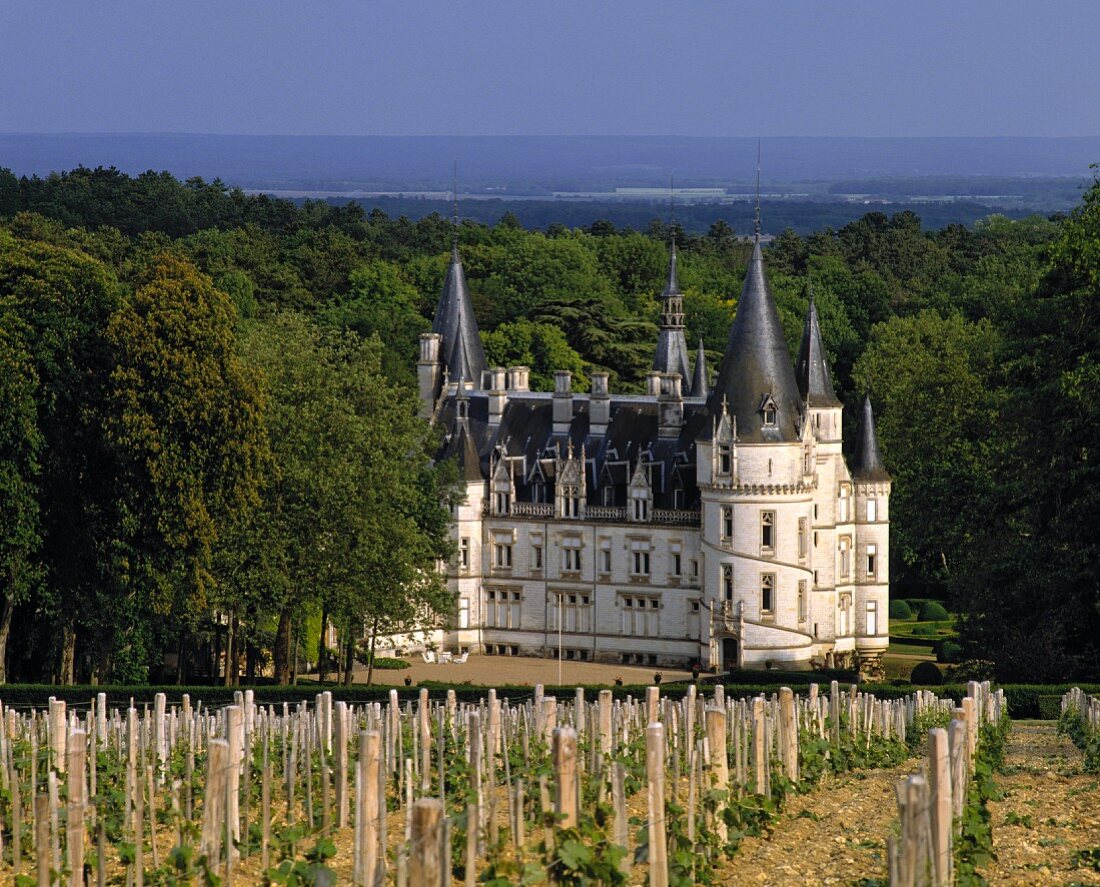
[658,373,684,438]
[417,333,442,419]
[488,367,507,425]
[553,370,573,434]
[507,365,530,392]
[646,371,662,396]
[590,372,611,435]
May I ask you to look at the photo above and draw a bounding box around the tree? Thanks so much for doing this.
[0,313,42,682]
[322,259,430,383]
[106,254,268,678]
[482,320,589,391]
[237,313,456,685]
[952,176,1100,680]
[853,309,1000,597]
[0,232,121,682]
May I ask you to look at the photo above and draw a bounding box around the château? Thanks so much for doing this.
[418,228,891,679]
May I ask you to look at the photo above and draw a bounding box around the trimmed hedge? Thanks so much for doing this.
[889,599,914,620]
[917,600,950,621]
[911,661,944,685]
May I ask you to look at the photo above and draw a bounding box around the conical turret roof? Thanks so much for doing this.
[852,395,891,482]
[691,339,709,398]
[432,246,487,387]
[652,242,691,383]
[795,287,842,408]
[708,239,804,442]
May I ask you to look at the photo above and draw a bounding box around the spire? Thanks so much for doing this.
[663,241,681,298]
[652,240,691,383]
[431,246,487,388]
[707,238,804,441]
[691,339,709,398]
[754,138,762,239]
[795,282,842,407]
[852,395,891,482]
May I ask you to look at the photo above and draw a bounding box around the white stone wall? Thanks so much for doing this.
[437,399,891,671]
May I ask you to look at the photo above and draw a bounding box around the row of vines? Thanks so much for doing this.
[0,681,957,885]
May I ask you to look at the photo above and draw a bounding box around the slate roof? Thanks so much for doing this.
[851,395,891,482]
[690,339,709,398]
[432,247,487,386]
[795,289,842,408]
[708,238,805,442]
[436,393,704,509]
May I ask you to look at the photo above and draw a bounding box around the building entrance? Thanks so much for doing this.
[722,637,739,671]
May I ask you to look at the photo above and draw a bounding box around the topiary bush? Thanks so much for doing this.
[917,600,950,621]
[910,661,944,685]
[911,624,939,637]
[889,599,914,620]
[936,640,963,664]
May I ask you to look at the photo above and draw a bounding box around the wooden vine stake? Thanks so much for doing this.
[68,730,86,887]
[356,730,381,887]
[927,727,952,886]
[552,726,578,828]
[409,798,445,887]
[646,722,669,887]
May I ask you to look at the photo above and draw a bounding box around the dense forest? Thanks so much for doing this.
[0,164,1098,683]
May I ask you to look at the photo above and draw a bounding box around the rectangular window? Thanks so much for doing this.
[630,540,651,576]
[533,544,543,570]
[599,539,611,574]
[672,553,682,576]
[839,537,850,579]
[495,491,511,515]
[672,488,685,509]
[866,544,877,578]
[562,548,581,572]
[798,580,807,622]
[798,517,807,559]
[602,486,615,506]
[717,444,731,475]
[866,601,878,636]
[838,486,850,523]
[722,564,734,601]
[761,511,775,552]
[552,592,592,634]
[459,537,470,569]
[761,573,775,615]
[867,499,878,522]
[620,595,659,637]
[721,506,733,541]
[632,497,649,521]
[494,542,513,569]
[459,597,469,629]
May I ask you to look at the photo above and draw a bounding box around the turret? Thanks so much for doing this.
[431,246,487,389]
[795,285,842,444]
[690,339,709,398]
[851,395,891,679]
[652,242,692,385]
[707,237,804,442]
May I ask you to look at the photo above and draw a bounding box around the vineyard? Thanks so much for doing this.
[0,680,1086,886]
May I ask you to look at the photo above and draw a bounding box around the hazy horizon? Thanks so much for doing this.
[4,2,1099,138]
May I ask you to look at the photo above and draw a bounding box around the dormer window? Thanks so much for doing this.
[717,444,731,475]
[532,481,545,503]
[759,394,778,427]
[602,486,615,507]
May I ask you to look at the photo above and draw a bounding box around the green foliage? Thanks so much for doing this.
[888,599,913,620]
[482,319,588,391]
[1058,704,1100,773]
[954,716,1010,886]
[910,661,943,685]
[916,600,949,622]
[936,640,964,664]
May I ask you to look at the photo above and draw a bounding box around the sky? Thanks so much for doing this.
[2,1,1098,137]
